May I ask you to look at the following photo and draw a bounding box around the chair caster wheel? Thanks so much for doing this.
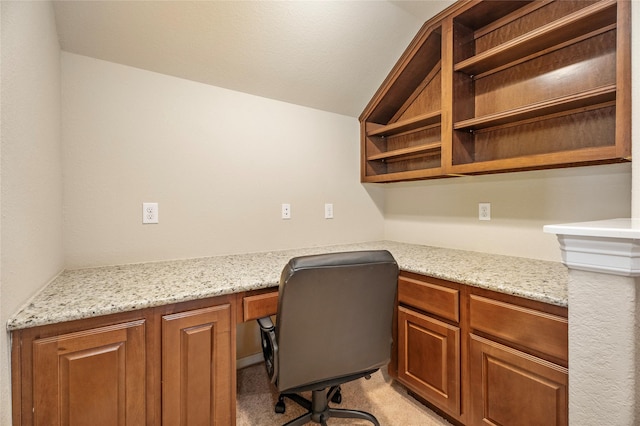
[275,398,286,414]
[331,389,342,404]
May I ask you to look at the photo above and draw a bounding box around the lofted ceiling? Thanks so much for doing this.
[52,0,455,117]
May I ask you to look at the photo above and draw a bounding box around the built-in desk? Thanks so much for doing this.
[7,241,568,425]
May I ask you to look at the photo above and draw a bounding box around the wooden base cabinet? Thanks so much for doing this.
[394,273,568,426]
[398,306,461,416]
[467,292,568,426]
[12,295,236,426]
[30,320,147,426]
[162,304,233,425]
[469,334,568,426]
[396,274,462,420]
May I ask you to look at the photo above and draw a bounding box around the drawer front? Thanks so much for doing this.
[243,291,278,321]
[398,276,459,323]
[470,295,568,363]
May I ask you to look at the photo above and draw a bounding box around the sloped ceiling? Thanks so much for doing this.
[52,0,455,117]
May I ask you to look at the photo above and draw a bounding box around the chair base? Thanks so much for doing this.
[278,386,380,426]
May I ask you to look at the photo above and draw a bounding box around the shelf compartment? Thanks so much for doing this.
[454,0,617,76]
[367,111,441,137]
[454,85,616,132]
[451,104,618,172]
[449,145,623,175]
[368,142,442,162]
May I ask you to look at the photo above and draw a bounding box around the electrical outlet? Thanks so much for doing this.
[479,203,491,221]
[143,202,159,224]
[281,203,291,220]
[324,203,334,219]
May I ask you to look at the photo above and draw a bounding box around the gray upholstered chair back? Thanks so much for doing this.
[274,250,398,393]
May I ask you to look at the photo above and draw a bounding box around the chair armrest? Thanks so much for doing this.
[257,316,275,332]
[257,316,278,384]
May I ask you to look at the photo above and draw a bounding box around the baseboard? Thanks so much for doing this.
[236,352,264,370]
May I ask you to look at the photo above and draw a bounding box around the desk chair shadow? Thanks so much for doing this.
[258,250,398,426]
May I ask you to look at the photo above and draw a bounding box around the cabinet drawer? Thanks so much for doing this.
[243,290,278,321]
[470,295,567,363]
[398,276,459,323]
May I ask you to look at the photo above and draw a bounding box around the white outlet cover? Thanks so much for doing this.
[479,203,491,221]
[143,202,159,224]
[281,203,291,219]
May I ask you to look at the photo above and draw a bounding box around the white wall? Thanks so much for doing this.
[61,52,385,269]
[383,163,631,262]
[0,2,64,424]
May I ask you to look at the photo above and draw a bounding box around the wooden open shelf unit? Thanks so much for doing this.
[360,22,444,183]
[359,0,630,183]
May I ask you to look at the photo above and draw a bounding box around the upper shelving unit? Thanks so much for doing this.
[359,21,444,183]
[359,0,630,183]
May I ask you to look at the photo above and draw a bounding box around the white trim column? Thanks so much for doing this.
[544,219,640,426]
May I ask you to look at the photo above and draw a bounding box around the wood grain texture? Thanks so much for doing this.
[360,0,630,183]
[242,291,278,322]
[398,276,460,323]
[31,320,146,426]
[469,334,568,426]
[470,295,568,365]
[392,273,568,426]
[162,303,233,426]
[398,306,461,417]
[615,0,632,159]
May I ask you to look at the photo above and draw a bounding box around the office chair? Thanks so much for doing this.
[257,250,398,426]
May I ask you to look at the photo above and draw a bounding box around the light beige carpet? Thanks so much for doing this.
[236,364,453,426]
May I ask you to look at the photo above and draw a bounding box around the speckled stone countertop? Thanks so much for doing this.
[7,241,568,331]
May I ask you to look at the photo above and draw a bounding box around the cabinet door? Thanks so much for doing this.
[469,334,568,426]
[397,306,460,415]
[162,303,233,425]
[32,320,146,426]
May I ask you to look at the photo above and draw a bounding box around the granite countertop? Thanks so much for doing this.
[7,241,568,331]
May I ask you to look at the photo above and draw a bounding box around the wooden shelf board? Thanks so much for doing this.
[363,167,446,183]
[449,145,622,175]
[453,85,616,132]
[454,0,617,76]
[368,142,442,162]
[367,111,441,137]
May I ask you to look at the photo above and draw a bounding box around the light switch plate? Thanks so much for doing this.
[324,203,334,219]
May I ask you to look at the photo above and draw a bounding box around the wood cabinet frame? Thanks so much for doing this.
[393,271,568,426]
[10,276,568,426]
[11,309,158,426]
[11,295,237,426]
[360,0,631,183]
